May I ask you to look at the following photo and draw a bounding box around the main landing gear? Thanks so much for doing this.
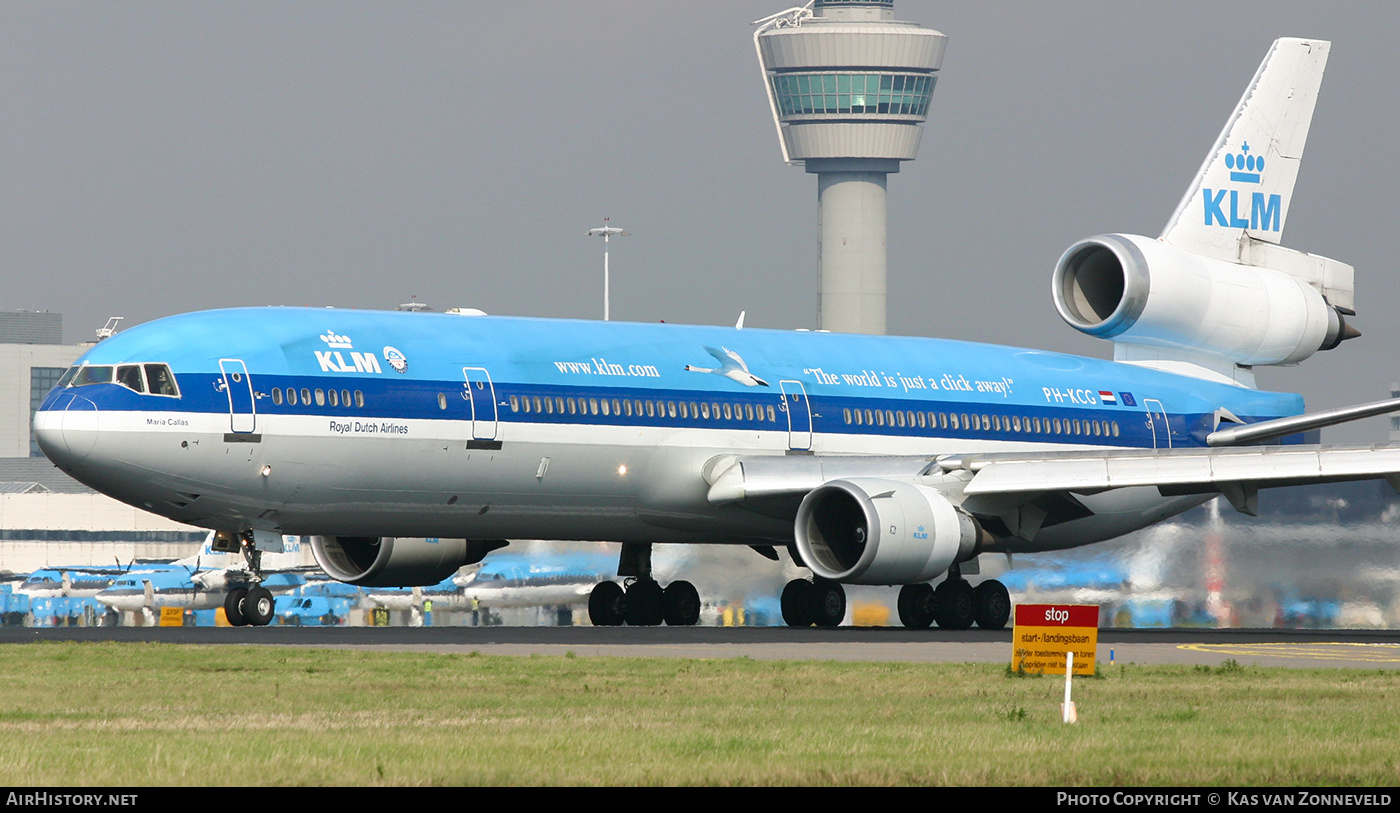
[588,542,702,627]
[896,570,1010,630]
[588,578,701,626]
[780,578,846,627]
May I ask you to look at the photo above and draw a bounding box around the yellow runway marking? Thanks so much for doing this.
[1180,642,1400,664]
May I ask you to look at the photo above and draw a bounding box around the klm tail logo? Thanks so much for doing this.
[1202,142,1281,231]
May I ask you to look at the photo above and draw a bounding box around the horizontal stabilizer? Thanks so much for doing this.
[1206,396,1400,447]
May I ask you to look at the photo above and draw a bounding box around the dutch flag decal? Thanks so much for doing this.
[1099,390,1117,405]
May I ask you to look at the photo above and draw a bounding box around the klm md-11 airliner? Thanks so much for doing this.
[34,39,1400,629]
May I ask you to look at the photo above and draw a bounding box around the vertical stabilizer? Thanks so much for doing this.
[1161,39,1329,259]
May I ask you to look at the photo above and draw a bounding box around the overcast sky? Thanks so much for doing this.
[3,1,1398,441]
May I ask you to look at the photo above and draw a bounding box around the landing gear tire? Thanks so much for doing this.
[973,580,1011,630]
[623,580,665,626]
[224,587,248,627]
[243,586,275,626]
[662,580,701,626]
[934,579,975,630]
[897,583,937,629]
[781,579,814,627]
[810,580,846,628]
[588,581,625,626]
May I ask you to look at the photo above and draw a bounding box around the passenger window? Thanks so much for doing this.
[287,388,298,406]
[599,399,609,416]
[437,393,447,410]
[301,388,311,405]
[315,389,325,406]
[116,365,145,393]
[510,395,519,412]
[355,391,365,408]
[272,388,283,405]
[843,408,852,425]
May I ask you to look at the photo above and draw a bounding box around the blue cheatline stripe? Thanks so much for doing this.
[43,371,1305,450]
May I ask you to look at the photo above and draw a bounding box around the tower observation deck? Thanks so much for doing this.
[755,0,946,334]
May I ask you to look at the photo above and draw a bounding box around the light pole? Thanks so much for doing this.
[587,218,628,321]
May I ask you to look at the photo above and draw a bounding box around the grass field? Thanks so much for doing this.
[0,642,1396,785]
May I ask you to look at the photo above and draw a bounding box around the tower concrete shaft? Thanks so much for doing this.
[756,0,945,334]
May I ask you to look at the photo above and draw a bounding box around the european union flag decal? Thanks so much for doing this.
[1120,392,1137,407]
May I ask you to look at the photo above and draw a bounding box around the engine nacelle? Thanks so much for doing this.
[794,478,979,585]
[1052,233,1350,367]
[311,536,504,587]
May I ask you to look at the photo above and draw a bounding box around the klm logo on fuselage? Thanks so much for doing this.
[1201,141,1281,232]
[315,331,382,374]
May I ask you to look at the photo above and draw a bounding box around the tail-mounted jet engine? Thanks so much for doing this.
[311,536,505,587]
[794,479,980,585]
[1053,233,1354,367]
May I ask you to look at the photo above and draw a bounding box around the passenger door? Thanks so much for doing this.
[461,367,499,443]
[218,359,257,435]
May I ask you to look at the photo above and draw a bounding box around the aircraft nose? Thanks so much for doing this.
[34,393,99,465]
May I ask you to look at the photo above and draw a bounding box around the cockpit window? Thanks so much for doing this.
[71,366,113,386]
[116,365,145,393]
[144,364,179,397]
[56,362,179,397]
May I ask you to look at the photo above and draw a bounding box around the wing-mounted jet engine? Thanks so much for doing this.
[1052,38,1356,387]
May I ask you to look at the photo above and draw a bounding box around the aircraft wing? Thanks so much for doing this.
[946,444,1400,516]
[706,443,1400,519]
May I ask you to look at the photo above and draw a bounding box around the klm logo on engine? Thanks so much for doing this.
[315,331,382,374]
[1202,142,1281,232]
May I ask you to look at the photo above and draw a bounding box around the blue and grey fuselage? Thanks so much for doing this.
[34,306,1300,557]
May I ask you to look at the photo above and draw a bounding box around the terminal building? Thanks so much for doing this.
[755,0,946,334]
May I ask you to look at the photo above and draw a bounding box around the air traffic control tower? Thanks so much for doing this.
[755,0,945,334]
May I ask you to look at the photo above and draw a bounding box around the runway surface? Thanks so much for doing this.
[5,626,1400,669]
